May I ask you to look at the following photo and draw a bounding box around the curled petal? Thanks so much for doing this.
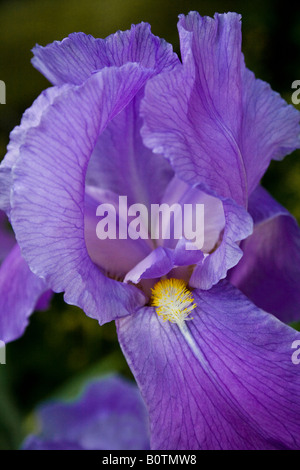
[124,247,174,285]
[190,196,253,289]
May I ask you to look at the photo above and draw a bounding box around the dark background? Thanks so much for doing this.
[0,0,299,449]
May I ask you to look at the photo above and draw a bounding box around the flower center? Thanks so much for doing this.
[151,278,196,327]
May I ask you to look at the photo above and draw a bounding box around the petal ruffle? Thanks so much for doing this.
[141,12,300,206]
[117,281,300,450]
[241,68,300,195]
[0,86,67,215]
[0,244,49,343]
[32,23,179,86]
[229,186,300,323]
[11,65,152,325]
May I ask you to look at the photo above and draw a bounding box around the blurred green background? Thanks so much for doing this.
[0,0,300,450]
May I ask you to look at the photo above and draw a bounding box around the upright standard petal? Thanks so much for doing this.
[141,12,300,206]
[86,92,174,210]
[81,24,177,210]
[22,375,150,450]
[117,281,300,450]
[32,23,178,209]
[11,65,153,325]
[229,186,300,323]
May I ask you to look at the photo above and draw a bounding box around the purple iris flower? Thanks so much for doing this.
[22,375,150,450]
[1,11,300,449]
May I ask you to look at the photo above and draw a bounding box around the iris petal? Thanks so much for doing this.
[141,12,300,206]
[11,65,151,325]
[117,281,300,450]
[229,186,300,323]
